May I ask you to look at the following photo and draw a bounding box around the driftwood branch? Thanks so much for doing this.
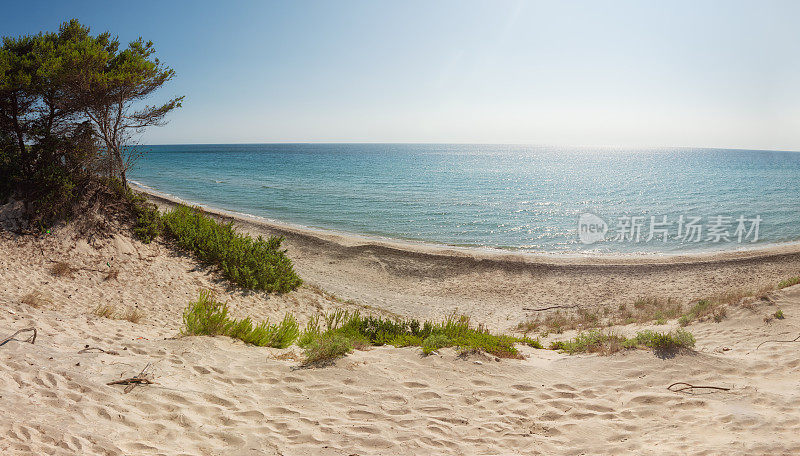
[0,328,37,347]
[667,382,731,393]
[522,304,580,312]
[756,334,800,349]
[108,363,153,393]
[107,377,153,387]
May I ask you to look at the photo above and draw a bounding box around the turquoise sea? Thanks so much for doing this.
[130,144,800,254]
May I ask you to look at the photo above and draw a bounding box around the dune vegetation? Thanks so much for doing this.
[180,290,701,364]
[162,205,301,293]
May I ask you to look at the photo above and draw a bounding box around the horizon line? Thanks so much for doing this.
[136,142,800,154]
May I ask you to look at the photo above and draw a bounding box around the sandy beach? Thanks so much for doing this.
[143,187,800,332]
[1,192,800,455]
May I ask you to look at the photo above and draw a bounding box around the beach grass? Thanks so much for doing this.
[516,296,683,335]
[628,329,695,353]
[550,329,695,355]
[120,308,144,324]
[93,304,116,319]
[296,310,543,361]
[20,291,52,308]
[518,276,800,333]
[302,333,354,364]
[162,205,301,293]
[549,330,630,355]
[50,261,75,278]
[181,290,299,348]
[181,291,543,363]
[92,304,144,323]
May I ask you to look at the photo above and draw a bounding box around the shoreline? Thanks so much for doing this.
[133,182,800,331]
[132,181,800,268]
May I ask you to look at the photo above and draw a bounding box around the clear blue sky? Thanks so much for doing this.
[4,1,800,150]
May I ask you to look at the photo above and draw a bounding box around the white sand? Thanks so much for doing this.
[2,204,800,454]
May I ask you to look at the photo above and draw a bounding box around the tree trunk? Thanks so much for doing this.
[113,146,127,189]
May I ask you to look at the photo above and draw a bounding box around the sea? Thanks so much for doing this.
[129,144,800,255]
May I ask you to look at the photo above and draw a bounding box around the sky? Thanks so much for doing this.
[3,0,800,150]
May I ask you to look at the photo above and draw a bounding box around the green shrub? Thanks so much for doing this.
[182,290,232,336]
[552,329,695,355]
[778,277,800,289]
[181,290,299,348]
[629,329,695,352]
[774,309,785,320]
[303,333,353,364]
[551,330,629,355]
[388,334,423,347]
[421,333,449,355]
[678,299,721,326]
[297,315,321,348]
[269,314,301,348]
[517,336,544,349]
[300,311,535,360]
[130,195,163,243]
[162,205,301,292]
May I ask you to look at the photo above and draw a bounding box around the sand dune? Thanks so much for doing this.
[2,202,800,454]
[2,268,800,454]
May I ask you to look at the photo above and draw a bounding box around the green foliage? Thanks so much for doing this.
[778,277,800,289]
[0,19,181,225]
[0,136,18,203]
[162,205,301,293]
[181,290,299,348]
[551,330,629,355]
[421,334,449,355]
[678,299,724,326]
[297,315,321,348]
[298,310,538,362]
[303,333,353,365]
[628,329,696,352]
[551,329,695,355]
[774,309,785,320]
[270,314,301,348]
[130,193,163,243]
[181,290,231,336]
[182,294,544,364]
[517,336,544,349]
[388,334,423,347]
[108,182,164,243]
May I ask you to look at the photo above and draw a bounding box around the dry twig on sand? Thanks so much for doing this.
[667,382,731,393]
[0,328,37,347]
[108,363,153,393]
[79,345,120,355]
[522,304,581,312]
[756,333,800,349]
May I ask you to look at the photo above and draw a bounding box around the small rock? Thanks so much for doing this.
[474,360,483,365]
